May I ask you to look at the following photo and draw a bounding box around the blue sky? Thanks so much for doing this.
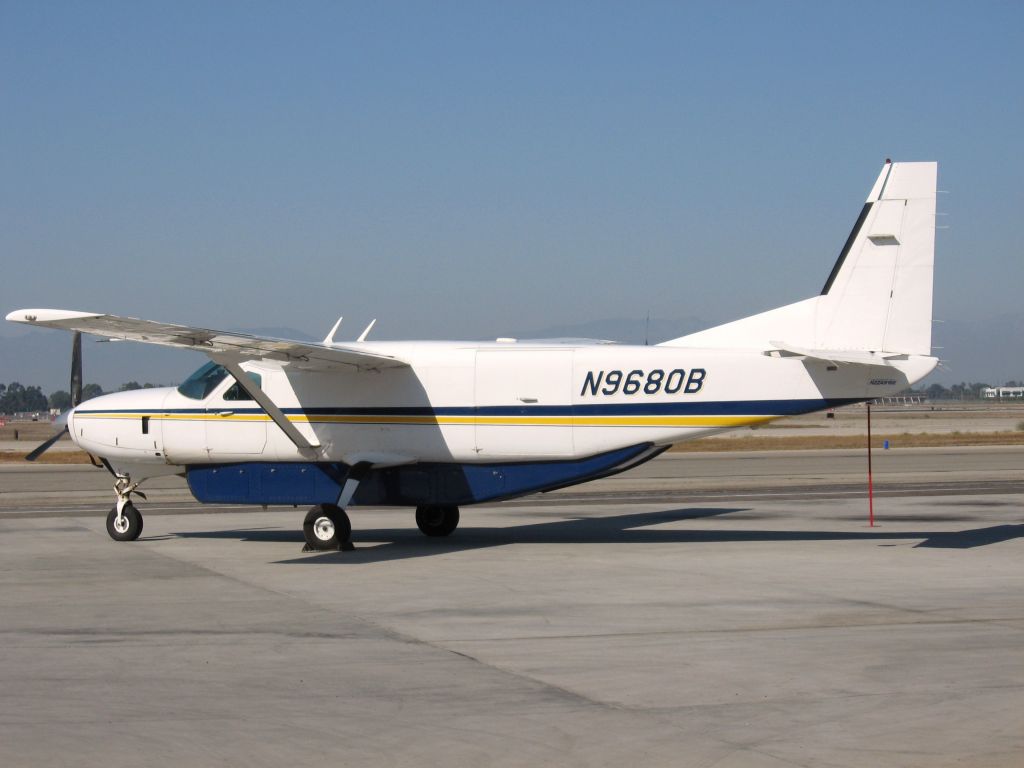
[2,1,1023,385]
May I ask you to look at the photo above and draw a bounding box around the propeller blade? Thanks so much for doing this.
[25,332,83,462]
[25,426,69,462]
[70,331,83,407]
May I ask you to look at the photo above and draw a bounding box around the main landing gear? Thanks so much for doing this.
[302,504,352,551]
[300,503,461,551]
[105,474,147,542]
[415,505,460,537]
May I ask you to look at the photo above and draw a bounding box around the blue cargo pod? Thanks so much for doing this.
[186,443,662,507]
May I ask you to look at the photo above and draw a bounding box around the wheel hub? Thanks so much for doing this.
[113,515,130,534]
[314,516,335,541]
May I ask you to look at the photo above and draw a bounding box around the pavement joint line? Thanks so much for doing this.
[0,627,370,640]
[715,746,813,768]
[405,639,636,713]
[439,615,1024,644]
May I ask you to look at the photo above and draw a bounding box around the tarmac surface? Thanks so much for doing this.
[1,447,1023,767]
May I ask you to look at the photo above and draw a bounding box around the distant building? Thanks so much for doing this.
[981,386,1024,399]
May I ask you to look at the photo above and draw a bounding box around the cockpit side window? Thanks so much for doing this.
[224,372,262,401]
[177,361,229,400]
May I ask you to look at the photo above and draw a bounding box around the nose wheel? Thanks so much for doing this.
[105,474,147,542]
[106,502,143,541]
[302,504,352,551]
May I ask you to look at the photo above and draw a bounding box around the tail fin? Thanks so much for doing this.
[662,161,937,355]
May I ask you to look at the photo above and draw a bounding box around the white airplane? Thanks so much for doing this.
[8,160,939,549]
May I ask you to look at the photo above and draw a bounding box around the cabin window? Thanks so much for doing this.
[177,361,229,400]
[224,372,262,401]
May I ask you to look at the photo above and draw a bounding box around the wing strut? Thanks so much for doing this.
[212,356,320,454]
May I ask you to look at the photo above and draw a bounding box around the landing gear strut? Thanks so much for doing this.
[302,504,352,551]
[415,505,460,537]
[105,474,147,542]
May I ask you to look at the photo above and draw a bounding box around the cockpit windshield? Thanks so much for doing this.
[177,361,229,400]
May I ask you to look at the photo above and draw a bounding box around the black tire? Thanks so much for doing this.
[415,505,460,537]
[302,504,351,550]
[106,503,143,542]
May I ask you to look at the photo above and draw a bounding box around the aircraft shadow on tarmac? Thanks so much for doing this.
[167,507,1024,563]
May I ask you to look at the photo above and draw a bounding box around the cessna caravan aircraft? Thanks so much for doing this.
[8,160,939,550]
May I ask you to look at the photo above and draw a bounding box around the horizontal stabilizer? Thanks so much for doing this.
[766,341,908,366]
[5,309,408,372]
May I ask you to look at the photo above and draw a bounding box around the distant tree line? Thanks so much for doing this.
[1,381,165,414]
[0,383,49,413]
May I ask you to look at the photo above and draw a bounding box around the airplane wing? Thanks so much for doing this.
[767,340,908,366]
[6,309,408,371]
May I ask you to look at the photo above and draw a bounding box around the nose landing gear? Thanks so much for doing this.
[105,475,147,542]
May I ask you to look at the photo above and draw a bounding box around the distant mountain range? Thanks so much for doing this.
[1,315,1020,393]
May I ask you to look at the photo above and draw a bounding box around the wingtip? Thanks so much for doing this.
[6,309,101,324]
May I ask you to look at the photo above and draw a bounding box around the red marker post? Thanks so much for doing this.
[866,401,875,527]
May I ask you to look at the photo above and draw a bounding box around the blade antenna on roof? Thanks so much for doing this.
[357,319,376,342]
[323,317,343,345]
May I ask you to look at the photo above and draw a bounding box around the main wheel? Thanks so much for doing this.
[302,504,351,550]
[415,505,460,537]
[106,503,143,542]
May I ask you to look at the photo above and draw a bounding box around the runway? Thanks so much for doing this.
[1,447,1023,766]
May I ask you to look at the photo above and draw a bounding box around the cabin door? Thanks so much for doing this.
[474,349,574,457]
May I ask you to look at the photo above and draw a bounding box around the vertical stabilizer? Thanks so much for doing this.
[661,161,937,355]
[816,161,936,354]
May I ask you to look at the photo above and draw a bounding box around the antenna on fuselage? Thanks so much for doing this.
[323,316,343,345]
[357,319,377,342]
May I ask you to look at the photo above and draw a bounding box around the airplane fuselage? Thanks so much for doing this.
[69,340,934,471]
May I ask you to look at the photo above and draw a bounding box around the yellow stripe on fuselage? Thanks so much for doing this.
[73,412,776,429]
